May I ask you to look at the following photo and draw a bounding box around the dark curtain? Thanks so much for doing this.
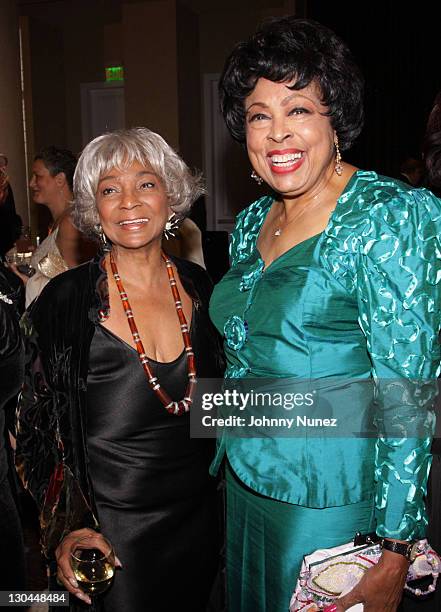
[306,0,441,178]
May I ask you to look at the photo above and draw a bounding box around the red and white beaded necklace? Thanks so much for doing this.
[109,250,196,416]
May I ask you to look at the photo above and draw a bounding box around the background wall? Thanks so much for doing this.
[8,0,441,235]
[123,1,179,148]
[307,1,441,178]
[0,0,27,223]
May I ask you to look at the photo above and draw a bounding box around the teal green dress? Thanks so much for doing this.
[209,170,441,611]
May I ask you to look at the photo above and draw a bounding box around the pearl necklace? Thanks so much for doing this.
[109,251,196,416]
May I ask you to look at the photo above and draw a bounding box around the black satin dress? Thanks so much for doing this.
[86,316,219,612]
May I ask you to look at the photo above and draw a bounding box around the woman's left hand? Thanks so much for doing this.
[6,263,30,285]
[326,550,408,611]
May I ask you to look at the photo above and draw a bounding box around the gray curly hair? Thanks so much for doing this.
[73,127,205,238]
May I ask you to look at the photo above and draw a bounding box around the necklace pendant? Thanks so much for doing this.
[274,228,282,237]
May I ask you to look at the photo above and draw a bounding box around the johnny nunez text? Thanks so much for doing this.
[201,415,338,428]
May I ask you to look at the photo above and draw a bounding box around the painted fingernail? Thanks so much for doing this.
[324,605,338,612]
[69,577,78,588]
[115,555,123,568]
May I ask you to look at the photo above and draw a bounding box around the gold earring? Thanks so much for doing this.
[334,134,343,176]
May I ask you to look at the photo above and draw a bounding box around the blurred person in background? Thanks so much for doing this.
[398,156,425,187]
[10,146,96,306]
[0,154,22,259]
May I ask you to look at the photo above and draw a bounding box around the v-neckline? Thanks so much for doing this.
[98,301,195,365]
[256,232,321,273]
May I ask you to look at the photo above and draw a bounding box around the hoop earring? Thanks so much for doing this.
[251,170,263,185]
[334,134,343,176]
[163,213,180,240]
[95,223,111,251]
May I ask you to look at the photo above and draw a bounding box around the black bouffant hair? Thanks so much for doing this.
[219,17,364,150]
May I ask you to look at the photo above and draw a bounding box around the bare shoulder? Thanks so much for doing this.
[57,214,80,238]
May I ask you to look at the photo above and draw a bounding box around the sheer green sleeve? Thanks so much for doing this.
[356,188,441,540]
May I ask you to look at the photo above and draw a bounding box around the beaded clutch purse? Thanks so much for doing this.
[290,534,440,611]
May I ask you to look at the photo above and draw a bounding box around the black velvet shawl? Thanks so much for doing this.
[0,265,24,484]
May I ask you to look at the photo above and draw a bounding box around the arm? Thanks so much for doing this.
[56,215,96,268]
[334,188,441,612]
[16,292,98,560]
[357,189,440,541]
[179,218,206,268]
[15,311,59,510]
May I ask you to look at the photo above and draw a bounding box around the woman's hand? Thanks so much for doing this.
[55,528,121,605]
[6,263,30,285]
[325,550,408,611]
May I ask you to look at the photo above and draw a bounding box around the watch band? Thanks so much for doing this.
[381,539,415,560]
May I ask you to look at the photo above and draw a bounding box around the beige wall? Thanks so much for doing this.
[0,0,28,224]
[16,0,302,234]
[28,17,66,151]
[123,0,179,149]
[19,0,116,233]
[199,4,295,75]
[63,2,107,154]
[20,0,120,155]
[176,2,201,168]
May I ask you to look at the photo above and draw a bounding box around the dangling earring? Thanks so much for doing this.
[251,170,263,185]
[163,213,180,240]
[95,223,111,251]
[334,134,343,176]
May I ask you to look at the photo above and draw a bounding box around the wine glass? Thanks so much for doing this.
[70,535,115,599]
[5,226,35,277]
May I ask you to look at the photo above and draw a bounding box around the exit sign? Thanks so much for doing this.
[105,66,124,82]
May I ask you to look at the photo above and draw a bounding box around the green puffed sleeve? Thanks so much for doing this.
[229,196,273,266]
[356,187,441,540]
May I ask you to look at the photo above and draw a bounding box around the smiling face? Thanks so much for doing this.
[245,78,336,199]
[96,160,170,252]
[29,159,63,206]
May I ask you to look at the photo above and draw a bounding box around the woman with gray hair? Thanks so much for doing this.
[16,128,223,611]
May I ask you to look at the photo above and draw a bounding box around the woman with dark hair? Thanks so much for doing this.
[209,17,441,612]
[10,146,95,306]
[16,128,222,611]
[0,154,22,258]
